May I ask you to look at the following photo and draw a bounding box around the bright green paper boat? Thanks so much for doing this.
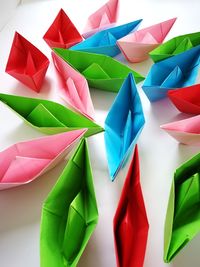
[40,139,98,267]
[53,48,145,92]
[164,152,200,262]
[0,93,103,137]
[150,31,200,62]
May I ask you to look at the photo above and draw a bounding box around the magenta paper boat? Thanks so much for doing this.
[0,129,86,190]
[161,115,200,145]
[82,0,119,38]
[117,18,176,63]
[52,52,95,120]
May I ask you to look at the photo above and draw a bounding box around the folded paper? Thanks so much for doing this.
[168,84,200,114]
[150,31,200,62]
[0,130,86,190]
[114,145,149,267]
[104,73,145,179]
[161,115,200,146]
[0,93,103,137]
[5,32,49,92]
[52,51,95,119]
[71,19,142,57]
[82,0,119,38]
[54,48,145,92]
[118,18,176,63]
[142,45,200,102]
[164,152,200,262]
[40,138,98,267]
[43,9,83,49]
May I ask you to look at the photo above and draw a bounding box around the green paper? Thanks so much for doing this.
[150,32,200,62]
[0,93,103,137]
[164,152,200,262]
[53,48,145,92]
[40,139,98,267]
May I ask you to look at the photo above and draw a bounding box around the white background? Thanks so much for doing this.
[0,0,200,266]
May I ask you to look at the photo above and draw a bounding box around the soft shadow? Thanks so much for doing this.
[89,88,116,111]
[176,144,200,165]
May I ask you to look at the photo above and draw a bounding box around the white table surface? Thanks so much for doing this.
[0,0,200,266]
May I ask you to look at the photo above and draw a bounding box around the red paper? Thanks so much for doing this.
[113,145,149,267]
[5,32,49,92]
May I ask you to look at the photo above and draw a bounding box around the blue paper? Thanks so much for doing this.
[142,45,200,102]
[104,73,145,180]
[70,19,142,57]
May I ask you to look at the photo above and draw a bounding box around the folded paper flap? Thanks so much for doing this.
[161,66,183,88]
[159,18,177,42]
[141,32,158,44]
[66,78,85,111]
[99,12,111,27]
[82,62,110,79]
[173,37,193,55]
[25,51,37,75]
[98,31,116,46]
[165,237,190,262]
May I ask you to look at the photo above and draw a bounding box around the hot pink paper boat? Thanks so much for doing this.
[82,0,119,38]
[161,115,200,145]
[117,18,177,63]
[52,52,95,120]
[0,129,86,190]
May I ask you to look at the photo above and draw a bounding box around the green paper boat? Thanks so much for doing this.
[0,93,103,137]
[53,48,145,92]
[164,152,200,262]
[150,32,200,62]
[40,138,98,267]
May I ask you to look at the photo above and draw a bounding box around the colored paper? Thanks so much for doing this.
[40,138,98,267]
[54,48,145,92]
[113,145,149,267]
[161,115,200,146]
[164,152,200,262]
[43,9,83,49]
[82,0,119,38]
[0,130,86,190]
[104,73,145,179]
[5,32,49,92]
[71,19,142,57]
[142,45,200,102]
[0,93,103,137]
[118,18,176,63]
[52,51,95,120]
[150,31,200,62]
[168,84,200,114]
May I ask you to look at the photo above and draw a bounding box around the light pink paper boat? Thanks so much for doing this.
[117,18,177,63]
[82,0,119,38]
[52,52,95,120]
[0,129,86,190]
[160,115,200,145]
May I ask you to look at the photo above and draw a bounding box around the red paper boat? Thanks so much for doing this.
[113,145,149,267]
[5,32,49,92]
[168,84,200,114]
[43,9,83,49]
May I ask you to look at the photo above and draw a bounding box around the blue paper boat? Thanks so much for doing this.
[70,19,142,57]
[104,73,145,180]
[142,45,200,102]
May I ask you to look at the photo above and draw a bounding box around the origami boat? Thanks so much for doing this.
[117,18,176,63]
[43,9,83,49]
[114,145,149,267]
[52,51,95,120]
[142,45,200,102]
[40,139,98,267]
[5,32,49,92]
[164,152,200,262]
[104,73,145,179]
[168,84,200,114]
[0,93,103,137]
[0,130,86,190]
[150,31,200,62]
[54,48,145,92]
[82,0,119,38]
[71,19,142,57]
[161,115,200,146]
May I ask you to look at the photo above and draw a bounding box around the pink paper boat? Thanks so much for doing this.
[52,52,95,120]
[117,18,177,63]
[160,115,200,145]
[82,0,119,38]
[0,129,86,190]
